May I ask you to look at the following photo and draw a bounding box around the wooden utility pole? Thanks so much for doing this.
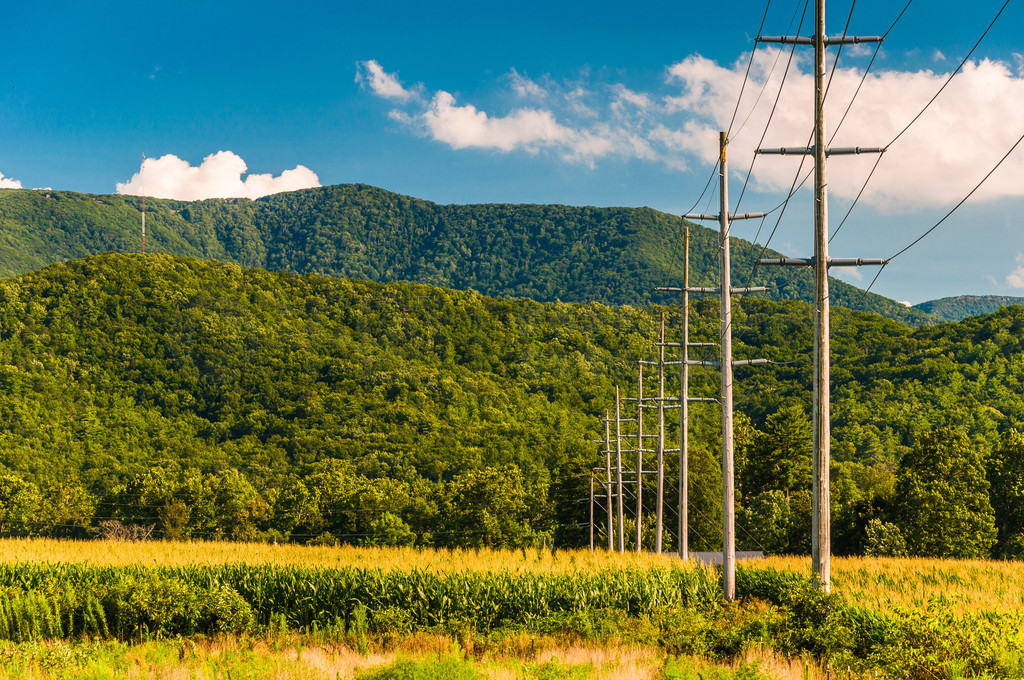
[719,133,736,600]
[679,227,689,561]
[756,2,885,592]
[676,133,767,602]
[615,386,625,553]
[605,410,613,552]
[636,365,644,553]
[589,472,595,552]
[655,314,666,554]
[810,0,831,591]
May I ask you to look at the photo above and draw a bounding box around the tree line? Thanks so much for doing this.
[0,253,1019,557]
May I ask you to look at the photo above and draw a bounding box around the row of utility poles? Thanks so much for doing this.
[589,0,887,600]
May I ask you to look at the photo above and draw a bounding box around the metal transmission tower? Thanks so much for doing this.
[660,132,767,601]
[756,0,886,591]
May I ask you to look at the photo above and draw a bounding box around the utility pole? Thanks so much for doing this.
[589,472,595,553]
[757,1,885,591]
[636,365,644,553]
[668,132,768,601]
[605,410,613,552]
[679,226,689,561]
[655,314,666,554]
[615,386,625,553]
[719,133,736,599]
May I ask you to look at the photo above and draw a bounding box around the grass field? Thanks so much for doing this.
[5,538,1021,615]
[0,634,823,680]
[2,540,1023,678]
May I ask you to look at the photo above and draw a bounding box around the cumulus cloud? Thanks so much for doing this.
[1006,253,1024,289]
[358,54,1024,207]
[116,151,320,201]
[664,50,1024,210]
[0,172,23,189]
[421,91,570,152]
[355,60,415,102]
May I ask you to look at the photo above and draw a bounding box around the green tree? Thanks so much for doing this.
[365,512,416,547]
[987,428,1024,558]
[863,518,908,557]
[741,405,812,503]
[0,473,41,536]
[439,465,545,548]
[894,428,996,558]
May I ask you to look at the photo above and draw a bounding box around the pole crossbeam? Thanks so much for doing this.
[758,35,883,45]
[756,146,884,156]
[656,286,769,294]
[683,212,768,221]
[659,341,718,347]
[757,257,888,267]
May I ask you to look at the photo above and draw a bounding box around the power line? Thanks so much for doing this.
[727,0,776,138]
[829,0,1004,243]
[888,128,1024,262]
[734,0,811,214]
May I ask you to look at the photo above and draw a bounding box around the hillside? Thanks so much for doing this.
[0,185,935,325]
[0,254,1019,556]
[914,295,1024,321]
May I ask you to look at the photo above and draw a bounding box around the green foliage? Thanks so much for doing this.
[0,473,40,536]
[0,185,934,325]
[987,429,1024,558]
[914,295,1024,321]
[355,659,483,680]
[0,253,1022,553]
[863,519,908,558]
[894,428,997,559]
[0,560,1021,677]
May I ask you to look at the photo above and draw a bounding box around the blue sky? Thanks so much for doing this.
[3,1,1024,304]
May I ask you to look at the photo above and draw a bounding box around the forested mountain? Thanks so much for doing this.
[0,185,934,325]
[914,295,1024,322]
[0,254,1018,557]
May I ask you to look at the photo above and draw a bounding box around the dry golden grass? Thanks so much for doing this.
[0,635,837,680]
[0,537,692,573]
[754,554,1024,613]
[4,538,1021,613]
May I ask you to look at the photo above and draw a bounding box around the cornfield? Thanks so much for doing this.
[1,541,1023,678]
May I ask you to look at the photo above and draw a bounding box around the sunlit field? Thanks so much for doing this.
[5,538,1022,615]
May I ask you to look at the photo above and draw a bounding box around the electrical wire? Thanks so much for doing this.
[727,0,775,139]
[734,0,811,214]
[889,128,1024,262]
[830,0,1005,242]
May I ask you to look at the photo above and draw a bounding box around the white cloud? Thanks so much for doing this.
[612,85,651,113]
[665,50,1024,210]
[0,172,23,189]
[355,60,415,102]
[1006,253,1024,289]
[508,69,547,98]
[358,53,1024,208]
[422,91,571,152]
[116,151,320,201]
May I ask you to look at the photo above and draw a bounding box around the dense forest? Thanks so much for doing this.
[0,254,1020,558]
[0,185,933,325]
[914,294,1024,321]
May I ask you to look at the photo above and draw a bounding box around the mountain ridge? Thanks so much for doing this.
[0,184,936,326]
[914,294,1024,322]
